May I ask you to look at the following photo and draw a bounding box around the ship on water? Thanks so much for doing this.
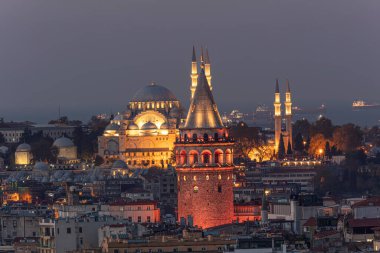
[352,100,380,110]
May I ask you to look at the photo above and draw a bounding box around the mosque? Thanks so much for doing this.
[98,47,213,169]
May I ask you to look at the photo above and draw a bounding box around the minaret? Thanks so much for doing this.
[274,79,282,153]
[204,48,212,91]
[285,79,293,148]
[190,46,198,99]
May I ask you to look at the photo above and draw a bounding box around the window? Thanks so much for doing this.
[187,248,192,252]
[138,216,142,223]
[114,250,119,253]
[147,216,151,223]
[218,185,222,193]
[193,186,199,193]
[79,227,82,233]
[67,228,71,234]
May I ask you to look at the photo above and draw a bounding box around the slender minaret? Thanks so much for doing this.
[274,79,282,153]
[190,46,198,99]
[285,79,293,148]
[204,48,212,91]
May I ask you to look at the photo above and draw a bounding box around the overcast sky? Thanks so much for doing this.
[0,0,379,123]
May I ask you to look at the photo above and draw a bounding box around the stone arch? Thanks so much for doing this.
[180,150,187,165]
[201,150,212,164]
[225,149,232,164]
[189,150,199,165]
[133,110,167,129]
[214,149,224,164]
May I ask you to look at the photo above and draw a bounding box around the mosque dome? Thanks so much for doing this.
[160,122,169,129]
[53,137,75,148]
[127,122,139,130]
[105,123,120,131]
[0,146,9,154]
[16,143,31,152]
[131,83,178,102]
[141,122,158,130]
[111,159,128,169]
[34,162,49,171]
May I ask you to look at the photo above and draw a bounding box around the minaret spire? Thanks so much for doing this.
[274,79,282,154]
[190,46,199,99]
[200,46,205,69]
[204,47,212,91]
[284,79,293,149]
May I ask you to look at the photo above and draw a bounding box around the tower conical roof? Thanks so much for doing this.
[184,69,224,129]
[275,79,280,93]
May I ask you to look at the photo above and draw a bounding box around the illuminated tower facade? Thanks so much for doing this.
[274,79,293,155]
[190,46,212,99]
[284,80,293,149]
[176,69,234,229]
[274,79,282,153]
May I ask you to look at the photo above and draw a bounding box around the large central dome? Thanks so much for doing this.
[131,83,178,102]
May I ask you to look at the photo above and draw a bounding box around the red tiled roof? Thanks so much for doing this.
[314,230,340,239]
[348,218,380,228]
[352,197,380,208]
[304,217,317,227]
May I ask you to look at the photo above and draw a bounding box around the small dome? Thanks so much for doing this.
[53,137,75,148]
[131,83,178,102]
[105,123,120,131]
[34,162,49,171]
[0,146,9,154]
[113,113,124,121]
[128,122,139,130]
[160,122,169,129]
[141,122,157,130]
[16,143,31,152]
[112,160,128,169]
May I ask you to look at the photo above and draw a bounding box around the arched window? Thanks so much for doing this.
[192,134,197,142]
[218,185,222,193]
[214,149,224,164]
[225,149,232,164]
[189,150,199,165]
[201,150,212,164]
[193,186,199,193]
[180,150,187,165]
[203,133,209,142]
[184,134,188,142]
[214,133,219,141]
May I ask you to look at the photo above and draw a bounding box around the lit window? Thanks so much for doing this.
[193,186,199,193]
[218,174,222,180]
[193,176,197,181]
[183,176,186,181]
[206,175,209,180]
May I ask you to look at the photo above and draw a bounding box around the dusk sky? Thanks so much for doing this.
[1,0,379,124]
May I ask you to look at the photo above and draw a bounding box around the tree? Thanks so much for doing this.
[293,119,311,139]
[235,137,257,158]
[294,133,304,153]
[287,141,293,155]
[311,117,334,138]
[278,134,285,160]
[308,133,328,156]
[333,123,363,153]
[325,141,331,158]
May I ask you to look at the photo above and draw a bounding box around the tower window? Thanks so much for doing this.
[192,134,197,142]
[203,133,209,142]
[218,185,222,193]
[193,186,199,193]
